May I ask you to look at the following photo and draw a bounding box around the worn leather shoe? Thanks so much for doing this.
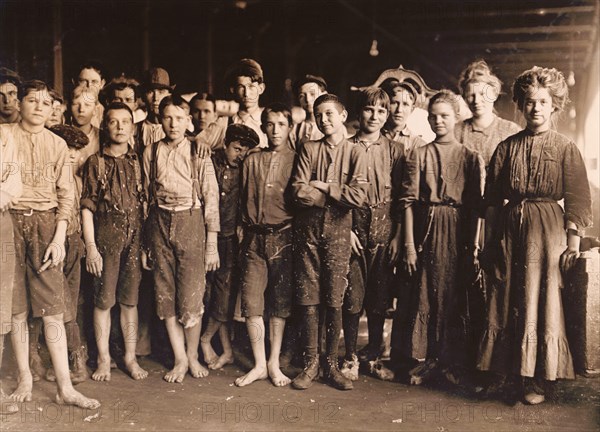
[292,356,319,390]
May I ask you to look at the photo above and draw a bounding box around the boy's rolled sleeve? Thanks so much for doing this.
[200,157,220,232]
[55,144,75,221]
[80,155,100,213]
[400,146,420,209]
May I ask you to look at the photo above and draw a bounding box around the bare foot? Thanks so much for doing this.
[188,355,209,379]
[164,360,188,383]
[200,341,218,365]
[268,361,291,387]
[56,388,101,410]
[124,358,148,380]
[9,372,32,402]
[208,353,234,370]
[234,365,267,387]
[92,358,111,382]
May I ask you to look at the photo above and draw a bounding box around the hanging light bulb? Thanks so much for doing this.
[567,70,575,87]
[369,39,379,57]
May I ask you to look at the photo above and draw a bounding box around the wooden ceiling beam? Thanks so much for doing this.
[482,53,587,63]
[446,39,591,51]
[422,24,595,38]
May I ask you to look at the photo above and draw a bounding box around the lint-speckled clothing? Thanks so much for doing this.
[81,149,145,309]
[292,137,368,307]
[477,129,592,380]
[396,140,484,366]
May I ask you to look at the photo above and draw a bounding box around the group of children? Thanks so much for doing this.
[0,56,592,414]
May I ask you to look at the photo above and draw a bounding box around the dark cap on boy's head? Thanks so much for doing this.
[226,58,264,85]
[382,79,419,102]
[142,67,174,91]
[225,124,260,149]
[294,74,328,94]
[49,124,90,150]
[0,67,22,85]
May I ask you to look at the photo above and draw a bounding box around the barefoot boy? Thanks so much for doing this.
[201,124,259,371]
[5,80,99,409]
[291,94,368,391]
[81,102,148,382]
[234,103,296,387]
[143,95,220,383]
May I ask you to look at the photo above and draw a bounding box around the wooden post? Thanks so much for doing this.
[207,17,214,94]
[53,0,63,95]
[142,1,150,71]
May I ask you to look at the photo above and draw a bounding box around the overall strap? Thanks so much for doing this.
[148,141,160,207]
[190,139,201,210]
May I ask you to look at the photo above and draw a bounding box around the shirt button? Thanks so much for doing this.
[221,192,226,196]
[223,175,228,179]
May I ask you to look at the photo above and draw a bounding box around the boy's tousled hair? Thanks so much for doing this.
[0,67,21,86]
[313,93,345,113]
[189,92,217,112]
[261,102,293,129]
[77,60,108,82]
[512,66,569,113]
[104,101,134,123]
[428,89,461,116]
[158,94,190,118]
[70,84,99,106]
[18,80,53,102]
[356,87,390,113]
[105,77,141,103]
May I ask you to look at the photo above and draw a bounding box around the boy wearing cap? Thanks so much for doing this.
[381,80,426,156]
[291,94,368,391]
[234,103,296,388]
[340,88,406,380]
[4,80,99,409]
[140,67,173,148]
[0,67,21,124]
[290,75,328,152]
[227,59,268,149]
[200,123,258,371]
[143,95,220,383]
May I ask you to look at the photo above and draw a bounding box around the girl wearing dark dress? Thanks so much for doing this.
[400,90,484,385]
[477,67,592,405]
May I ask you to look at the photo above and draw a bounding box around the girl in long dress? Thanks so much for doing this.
[477,66,592,404]
[401,90,484,385]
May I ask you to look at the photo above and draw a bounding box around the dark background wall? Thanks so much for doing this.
[1,0,598,131]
